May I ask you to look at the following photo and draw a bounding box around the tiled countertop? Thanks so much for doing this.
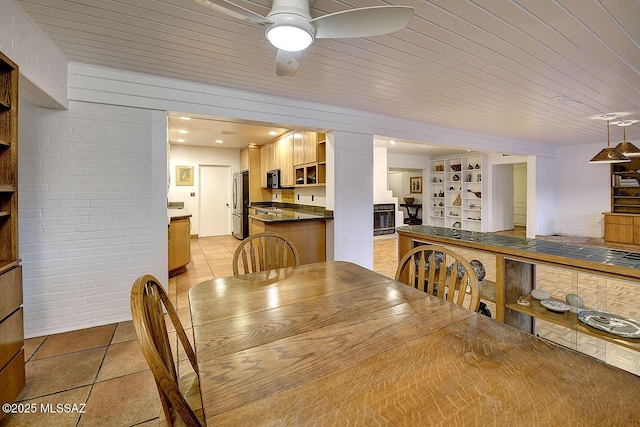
[397,225,640,278]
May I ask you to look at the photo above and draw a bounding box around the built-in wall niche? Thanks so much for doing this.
[389,169,424,206]
[389,168,425,225]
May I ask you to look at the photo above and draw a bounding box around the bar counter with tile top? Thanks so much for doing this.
[397,225,640,364]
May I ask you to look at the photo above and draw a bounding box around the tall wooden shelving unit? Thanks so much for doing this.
[0,51,25,415]
[604,158,640,245]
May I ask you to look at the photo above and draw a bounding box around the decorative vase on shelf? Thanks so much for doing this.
[404,194,415,205]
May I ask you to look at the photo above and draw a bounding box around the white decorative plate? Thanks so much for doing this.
[578,311,640,338]
[531,288,550,300]
[540,299,571,313]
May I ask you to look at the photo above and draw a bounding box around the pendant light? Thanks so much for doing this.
[614,127,640,157]
[588,120,630,163]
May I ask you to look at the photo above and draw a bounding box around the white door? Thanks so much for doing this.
[200,165,231,237]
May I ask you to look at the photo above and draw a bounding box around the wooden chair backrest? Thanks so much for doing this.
[395,245,481,312]
[233,232,300,275]
[130,275,202,427]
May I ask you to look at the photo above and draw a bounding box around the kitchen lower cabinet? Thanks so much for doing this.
[603,213,639,245]
[249,218,326,265]
[169,217,191,274]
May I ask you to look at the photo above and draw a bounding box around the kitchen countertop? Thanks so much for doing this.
[397,225,640,279]
[249,205,333,223]
[168,208,192,221]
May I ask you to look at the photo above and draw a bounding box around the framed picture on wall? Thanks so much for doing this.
[410,176,422,194]
[176,166,194,186]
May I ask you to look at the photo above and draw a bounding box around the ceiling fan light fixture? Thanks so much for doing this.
[266,24,313,51]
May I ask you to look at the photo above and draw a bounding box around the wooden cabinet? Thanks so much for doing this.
[249,217,326,265]
[611,159,640,215]
[277,134,295,187]
[168,217,191,274]
[604,213,639,244]
[0,51,23,417]
[240,148,249,171]
[260,131,325,188]
[606,159,640,246]
[244,147,269,202]
[293,131,317,166]
[294,132,326,186]
[260,143,276,187]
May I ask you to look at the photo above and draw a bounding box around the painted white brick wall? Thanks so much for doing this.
[331,131,374,268]
[18,99,155,337]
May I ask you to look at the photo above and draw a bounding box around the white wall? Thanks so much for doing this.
[330,132,374,268]
[387,152,431,170]
[553,142,611,237]
[18,99,166,338]
[168,145,240,236]
[530,156,557,237]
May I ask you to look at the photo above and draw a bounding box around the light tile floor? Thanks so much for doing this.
[3,230,638,426]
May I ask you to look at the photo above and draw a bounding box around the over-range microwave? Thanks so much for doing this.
[266,169,281,189]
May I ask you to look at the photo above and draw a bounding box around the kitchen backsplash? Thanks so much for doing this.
[272,186,326,207]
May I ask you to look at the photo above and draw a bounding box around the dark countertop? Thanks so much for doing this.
[249,203,333,223]
[397,225,640,279]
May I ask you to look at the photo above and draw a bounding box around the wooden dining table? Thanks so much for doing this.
[188,261,640,426]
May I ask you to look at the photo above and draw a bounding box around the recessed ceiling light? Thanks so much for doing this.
[249,143,257,147]
[177,138,185,143]
[390,140,396,145]
[178,129,188,134]
[179,116,191,120]
[269,131,277,136]
[215,139,223,144]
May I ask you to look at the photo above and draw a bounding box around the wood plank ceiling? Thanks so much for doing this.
[16,0,640,150]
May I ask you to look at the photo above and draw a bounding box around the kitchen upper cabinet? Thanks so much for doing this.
[240,148,249,171]
[260,131,325,188]
[293,131,317,166]
[260,143,276,187]
[278,134,295,187]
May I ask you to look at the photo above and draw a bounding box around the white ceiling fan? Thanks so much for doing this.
[193,0,414,76]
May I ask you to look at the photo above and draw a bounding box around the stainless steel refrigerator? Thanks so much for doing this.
[232,171,249,240]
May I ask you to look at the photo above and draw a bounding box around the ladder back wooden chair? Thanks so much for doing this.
[233,232,300,275]
[395,245,481,312]
[130,274,204,427]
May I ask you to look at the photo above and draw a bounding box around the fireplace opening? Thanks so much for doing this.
[374,204,395,236]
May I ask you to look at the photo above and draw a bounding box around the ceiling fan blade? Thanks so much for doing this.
[192,0,272,25]
[275,50,301,76]
[311,6,414,39]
